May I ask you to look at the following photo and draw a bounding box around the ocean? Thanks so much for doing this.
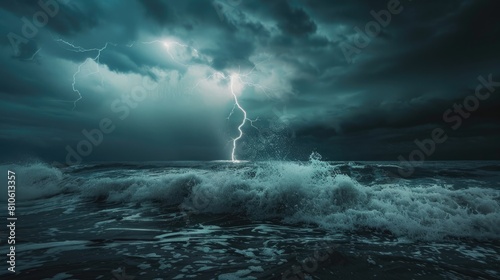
[1,158,499,279]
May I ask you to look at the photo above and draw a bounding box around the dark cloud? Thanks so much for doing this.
[272,2,317,36]
[138,0,175,26]
[0,0,101,36]
[0,0,499,163]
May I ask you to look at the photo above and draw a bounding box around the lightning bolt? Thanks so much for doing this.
[55,39,111,110]
[192,69,261,162]
[229,73,249,162]
[191,64,275,162]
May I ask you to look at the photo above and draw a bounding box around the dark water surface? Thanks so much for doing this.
[1,160,499,279]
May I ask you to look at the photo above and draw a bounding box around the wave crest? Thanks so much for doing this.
[3,159,500,240]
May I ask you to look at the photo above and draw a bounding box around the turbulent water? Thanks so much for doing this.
[1,157,499,279]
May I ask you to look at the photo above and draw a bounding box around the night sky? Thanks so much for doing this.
[1,0,499,164]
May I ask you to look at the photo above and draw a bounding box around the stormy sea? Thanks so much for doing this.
[1,157,499,280]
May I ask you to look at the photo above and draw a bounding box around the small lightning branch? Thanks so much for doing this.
[56,39,111,110]
[25,47,42,61]
[56,38,196,110]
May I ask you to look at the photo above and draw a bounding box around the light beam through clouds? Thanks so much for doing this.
[55,37,272,162]
[129,39,200,66]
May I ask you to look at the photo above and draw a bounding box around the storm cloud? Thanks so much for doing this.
[1,0,499,163]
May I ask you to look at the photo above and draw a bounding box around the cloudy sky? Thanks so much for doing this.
[0,0,499,164]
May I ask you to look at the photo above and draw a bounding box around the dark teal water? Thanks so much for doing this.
[1,160,499,279]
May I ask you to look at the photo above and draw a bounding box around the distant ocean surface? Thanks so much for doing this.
[1,158,499,279]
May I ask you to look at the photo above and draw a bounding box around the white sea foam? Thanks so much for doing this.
[1,157,499,240]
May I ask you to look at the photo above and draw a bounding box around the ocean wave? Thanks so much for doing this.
[1,158,499,240]
[0,162,66,201]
